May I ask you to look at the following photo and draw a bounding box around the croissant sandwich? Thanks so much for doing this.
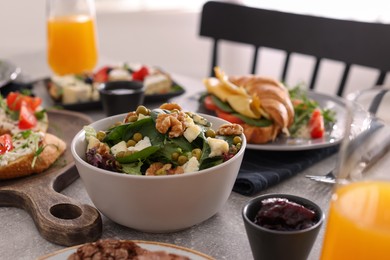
[202,67,295,144]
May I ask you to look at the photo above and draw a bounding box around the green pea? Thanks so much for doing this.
[126,115,138,122]
[178,155,188,166]
[171,152,180,161]
[155,168,167,175]
[96,131,106,141]
[192,148,202,160]
[127,139,137,147]
[136,105,149,116]
[116,151,126,158]
[233,136,242,145]
[133,132,143,142]
[205,129,216,138]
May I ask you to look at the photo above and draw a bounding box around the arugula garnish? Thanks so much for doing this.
[288,85,336,136]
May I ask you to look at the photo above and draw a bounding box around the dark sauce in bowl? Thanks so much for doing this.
[254,198,316,231]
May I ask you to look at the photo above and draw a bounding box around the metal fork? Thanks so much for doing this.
[305,171,336,184]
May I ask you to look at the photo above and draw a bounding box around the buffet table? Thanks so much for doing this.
[0,52,337,259]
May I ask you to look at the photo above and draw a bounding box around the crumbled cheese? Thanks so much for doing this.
[52,75,78,86]
[91,85,100,101]
[128,136,152,152]
[62,85,92,104]
[183,156,200,173]
[144,74,171,94]
[108,68,132,81]
[207,137,229,157]
[192,113,208,126]
[184,124,201,143]
[137,114,150,121]
[51,75,94,104]
[183,116,194,127]
[87,136,101,150]
[110,141,127,156]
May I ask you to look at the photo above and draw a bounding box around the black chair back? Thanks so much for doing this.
[200,1,390,96]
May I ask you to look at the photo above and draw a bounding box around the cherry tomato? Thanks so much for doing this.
[309,108,325,139]
[203,95,219,111]
[18,101,37,130]
[0,134,13,155]
[94,66,110,82]
[215,110,244,124]
[6,92,42,111]
[132,66,149,81]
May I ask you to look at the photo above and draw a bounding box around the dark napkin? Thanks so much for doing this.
[233,146,339,196]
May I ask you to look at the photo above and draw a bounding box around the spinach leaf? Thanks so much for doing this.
[104,117,164,146]
[199,138,211,168]
[211,95,234,113]
[153,141,184,164]
[233,113,273,127]
[169,136,194,152]
[116,145,161,163]
[199,156,224,170]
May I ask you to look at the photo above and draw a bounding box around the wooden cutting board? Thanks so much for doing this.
[0,110,102,246]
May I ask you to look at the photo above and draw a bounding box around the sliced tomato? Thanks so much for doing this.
[6,92,19,110]
[94,66,110,82]
[203,95,219,111]
[18,101,37,130]
[6,92,42,111]
[0,134,13,155]
[215,110,244,124]
[309,108,325,139]
[132,66,149,81]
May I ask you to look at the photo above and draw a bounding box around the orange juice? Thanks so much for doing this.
[47,14,98,75]
[321,181,390,260]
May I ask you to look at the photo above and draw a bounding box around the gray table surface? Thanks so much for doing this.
[0,54,337,260]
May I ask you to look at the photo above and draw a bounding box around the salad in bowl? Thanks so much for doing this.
[71,103,246,232]
[84,103,244,176]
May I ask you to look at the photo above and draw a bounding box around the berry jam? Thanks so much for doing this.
[254,198,316,231]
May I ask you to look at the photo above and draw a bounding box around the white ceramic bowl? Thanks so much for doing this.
[71,113,246,232]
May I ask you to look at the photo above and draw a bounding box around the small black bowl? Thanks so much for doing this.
[99,81,145,116]
[242,193,325,260]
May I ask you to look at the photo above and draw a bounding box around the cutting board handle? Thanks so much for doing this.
[27,186,102,246]
[0,165,102,247]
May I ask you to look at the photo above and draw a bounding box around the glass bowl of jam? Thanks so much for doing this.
[242,193,324,260]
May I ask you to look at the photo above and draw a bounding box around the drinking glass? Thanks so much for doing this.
[320,87,390,260]
[47,0,98,75]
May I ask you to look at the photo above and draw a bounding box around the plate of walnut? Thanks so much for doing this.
[37,239,214,260]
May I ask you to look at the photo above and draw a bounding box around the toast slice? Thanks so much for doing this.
[0,132,66,180]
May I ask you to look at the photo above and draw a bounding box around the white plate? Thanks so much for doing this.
[246,91,347,151]
[38,240,214,260]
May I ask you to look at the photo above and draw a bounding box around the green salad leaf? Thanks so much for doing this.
[116,146,161,164]
[288,85,337,136]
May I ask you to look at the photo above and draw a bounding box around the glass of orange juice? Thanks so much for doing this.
[320,87,390,260]
[47,0,98,75]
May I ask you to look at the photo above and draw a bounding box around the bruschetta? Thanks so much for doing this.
[0,131,66,180]
[0,91,48,135]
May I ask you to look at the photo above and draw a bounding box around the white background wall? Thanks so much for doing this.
[1,0,389,97]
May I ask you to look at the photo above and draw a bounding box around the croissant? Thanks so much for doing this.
[204,67,295,144]
[229,75,295,130]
